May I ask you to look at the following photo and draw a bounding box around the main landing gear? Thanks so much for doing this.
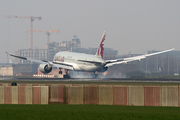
[91,72,98,78]
[59,69,70,78]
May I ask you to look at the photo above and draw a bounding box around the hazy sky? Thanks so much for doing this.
[0,0,180,63]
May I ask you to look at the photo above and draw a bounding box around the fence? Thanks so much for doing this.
[0,83,180,106]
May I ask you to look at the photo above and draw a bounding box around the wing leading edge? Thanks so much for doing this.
[105,48,175,67]
[6,52,74,70]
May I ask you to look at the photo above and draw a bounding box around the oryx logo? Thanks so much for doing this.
[97,34,106,59]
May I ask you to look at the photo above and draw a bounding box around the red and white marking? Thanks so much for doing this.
[33,74,54,78]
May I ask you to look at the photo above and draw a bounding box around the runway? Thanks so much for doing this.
[2,76,180,81]
[1,77,180,85]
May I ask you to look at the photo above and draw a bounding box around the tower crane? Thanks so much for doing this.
[26,30,59,49]
[4,15,42,49]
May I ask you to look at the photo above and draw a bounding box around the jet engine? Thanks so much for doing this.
[39,64,52,73]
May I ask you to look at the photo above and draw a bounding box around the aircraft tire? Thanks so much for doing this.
[63,74,70,79]
[11,82,17,86]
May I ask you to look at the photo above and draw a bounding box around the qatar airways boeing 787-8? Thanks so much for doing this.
[6,31,174,78]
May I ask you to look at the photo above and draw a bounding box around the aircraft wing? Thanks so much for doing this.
[6,52,74,70]
[105,48,175,67]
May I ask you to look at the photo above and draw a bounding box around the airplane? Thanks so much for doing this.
[6,31,174,78]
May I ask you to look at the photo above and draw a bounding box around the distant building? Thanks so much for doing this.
[0,64,38,76]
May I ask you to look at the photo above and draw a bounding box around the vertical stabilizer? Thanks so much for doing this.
[95,31,106,59]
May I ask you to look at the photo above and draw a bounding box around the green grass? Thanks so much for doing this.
[0,105,180,120]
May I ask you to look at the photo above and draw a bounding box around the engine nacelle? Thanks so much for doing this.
[39,64,52,73]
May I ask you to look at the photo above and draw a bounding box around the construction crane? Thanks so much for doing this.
[4,15,42,49]
[26,30,59,49]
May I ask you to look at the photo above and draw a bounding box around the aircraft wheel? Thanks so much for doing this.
[59,71,62,74]
[63,75,67,78]
[63,74,70,78]
[11,82,17,86]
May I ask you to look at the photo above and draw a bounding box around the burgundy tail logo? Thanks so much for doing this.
[97,33,106,59]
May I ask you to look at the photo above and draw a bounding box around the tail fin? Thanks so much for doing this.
[95,31,106,59]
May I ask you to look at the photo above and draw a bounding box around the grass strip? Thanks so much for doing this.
[0,105,180,120]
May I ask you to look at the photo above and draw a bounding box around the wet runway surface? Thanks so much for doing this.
[9,77,180,82]
[1,77,180,81]
[1,77,180,85]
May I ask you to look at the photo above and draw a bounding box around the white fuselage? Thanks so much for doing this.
[53,51,106,72]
